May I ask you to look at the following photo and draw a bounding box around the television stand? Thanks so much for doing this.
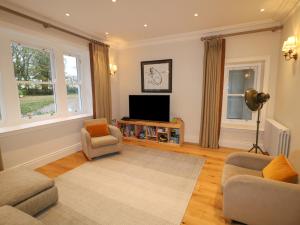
[117,119,184,146]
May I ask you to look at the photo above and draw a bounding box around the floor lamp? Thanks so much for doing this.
[244,89,270,154]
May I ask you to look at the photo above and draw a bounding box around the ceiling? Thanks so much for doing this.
[0,0,298,45]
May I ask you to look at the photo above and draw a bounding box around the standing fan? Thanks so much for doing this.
[244,89,270,154]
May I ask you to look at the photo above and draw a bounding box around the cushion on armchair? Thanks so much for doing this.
[263,155,298,183]
[91,135,119,148]
[86,123,110,137]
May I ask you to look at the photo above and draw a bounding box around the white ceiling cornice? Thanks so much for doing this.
[119,20,282,50]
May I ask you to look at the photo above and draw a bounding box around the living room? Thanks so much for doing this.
[0,0,299,225]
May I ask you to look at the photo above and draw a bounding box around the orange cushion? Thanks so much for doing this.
[263,155,298,183]
[86,123,110,137]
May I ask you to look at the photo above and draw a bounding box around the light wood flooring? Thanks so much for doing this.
[36,141,240,225]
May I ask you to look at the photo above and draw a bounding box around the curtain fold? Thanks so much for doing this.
[89,42,112,122]
[0,147,4,171]
[200,38,226,148]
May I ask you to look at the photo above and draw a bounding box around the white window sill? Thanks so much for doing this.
[221,123,264,131]
[0,113,93,137]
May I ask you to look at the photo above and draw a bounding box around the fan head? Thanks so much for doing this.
[245,89,270,111]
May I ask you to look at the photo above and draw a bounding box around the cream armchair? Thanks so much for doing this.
[222,151,300,225]
[81,118,122,160]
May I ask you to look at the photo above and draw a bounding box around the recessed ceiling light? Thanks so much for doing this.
[65,13,70,17]
[194,13,198,17]
[144,24,148,28]
[112,0,117,2]
[105,32,109,35]
[260,8,265,12]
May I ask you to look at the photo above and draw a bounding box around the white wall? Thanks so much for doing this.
[274,6,300,152]
[117,31,281,148]
[118,40,203,142]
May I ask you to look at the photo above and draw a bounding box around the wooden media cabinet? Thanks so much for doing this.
[117,119,184,146]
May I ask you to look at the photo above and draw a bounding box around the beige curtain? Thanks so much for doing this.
[0,147,4,171]
[200,38,226,148]
[89,42,112,122]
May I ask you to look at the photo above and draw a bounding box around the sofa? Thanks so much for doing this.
[222,151,300,225]
[0,167,58,225]
[81,118,123,160]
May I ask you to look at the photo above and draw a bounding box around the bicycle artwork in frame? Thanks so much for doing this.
[141,59,172,93]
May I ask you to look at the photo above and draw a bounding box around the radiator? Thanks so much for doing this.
[264,119,290,157]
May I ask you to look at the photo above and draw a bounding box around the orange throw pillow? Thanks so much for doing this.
[263,155,298,183]
[86,123,110,137]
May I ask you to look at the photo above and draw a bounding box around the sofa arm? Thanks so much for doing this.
[109,125,122,143]
[225,152,273,170]
[223,175,300,225]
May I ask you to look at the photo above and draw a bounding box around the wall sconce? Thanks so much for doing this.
[109,64,118,76]
[282,36,298,61]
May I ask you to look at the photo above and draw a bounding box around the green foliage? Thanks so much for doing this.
[20,95,54,116]
[12,43,52,96]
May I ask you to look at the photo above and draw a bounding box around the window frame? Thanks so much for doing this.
[11,41,58,121]
[222,62,262,126]
[63,53,83,114]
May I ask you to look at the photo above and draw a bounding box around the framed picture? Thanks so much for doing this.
[141,59,172,93]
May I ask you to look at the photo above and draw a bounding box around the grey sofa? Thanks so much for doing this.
[0,167,58,224]
[222,151,300,225]
[81,118,122,160]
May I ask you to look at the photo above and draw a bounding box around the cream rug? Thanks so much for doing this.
[38,144,205,225]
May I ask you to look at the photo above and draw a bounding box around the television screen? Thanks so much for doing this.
[129,95,170,122]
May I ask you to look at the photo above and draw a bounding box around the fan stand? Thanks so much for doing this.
[248,105,266,154]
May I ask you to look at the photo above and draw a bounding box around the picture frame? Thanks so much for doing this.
[141,59,172,93]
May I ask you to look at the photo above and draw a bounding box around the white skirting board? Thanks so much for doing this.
[11,143,82,170]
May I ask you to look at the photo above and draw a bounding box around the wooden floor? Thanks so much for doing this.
[36,141,239,225]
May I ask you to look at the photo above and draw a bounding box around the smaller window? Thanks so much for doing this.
[63,55,82,113]
[223,63,262,125]
[11,42,56,119]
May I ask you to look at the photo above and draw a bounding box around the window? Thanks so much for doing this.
[223,63,261,125]
[11,43,56,118]
[63,55,82,113]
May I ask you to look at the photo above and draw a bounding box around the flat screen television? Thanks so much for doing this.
[129,95,170,122]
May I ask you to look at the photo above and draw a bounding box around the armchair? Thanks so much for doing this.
[81,118,122,160]
[222,151,300,225]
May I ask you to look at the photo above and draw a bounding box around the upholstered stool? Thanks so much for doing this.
[0,167,58,216]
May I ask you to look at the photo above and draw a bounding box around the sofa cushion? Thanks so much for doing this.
[91,135,119,148]
[0,168,54,207]
[263,155,298,183]
[222,164,262,189]
[0,205,44,225]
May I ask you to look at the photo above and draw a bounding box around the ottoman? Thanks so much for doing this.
[0,167,58,216]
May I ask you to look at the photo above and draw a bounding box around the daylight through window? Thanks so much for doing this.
[11,43,56,118]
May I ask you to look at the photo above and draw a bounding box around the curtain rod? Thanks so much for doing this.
[0,5,109,47]
[201,25,283,41]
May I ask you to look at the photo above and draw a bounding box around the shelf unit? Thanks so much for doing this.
[117,119,184,146]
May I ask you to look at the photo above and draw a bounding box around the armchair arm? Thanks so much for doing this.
[108,125,122,143]
[81,128,92,159]
[225,152,273,170]
[223,175,300,225]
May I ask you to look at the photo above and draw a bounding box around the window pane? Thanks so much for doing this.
[64,55,81,113]
[228,69,255,94]
[11,43,53,82]
[227,96,252,120]
[18,84,55,117]
[66,84,81,113]
[11,43,56,118]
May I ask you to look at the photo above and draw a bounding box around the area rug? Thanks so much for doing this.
[38,144,205,225]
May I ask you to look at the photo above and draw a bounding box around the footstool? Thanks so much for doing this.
[0,167,58,216]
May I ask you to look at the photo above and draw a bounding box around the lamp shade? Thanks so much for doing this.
[244,89,270,111]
